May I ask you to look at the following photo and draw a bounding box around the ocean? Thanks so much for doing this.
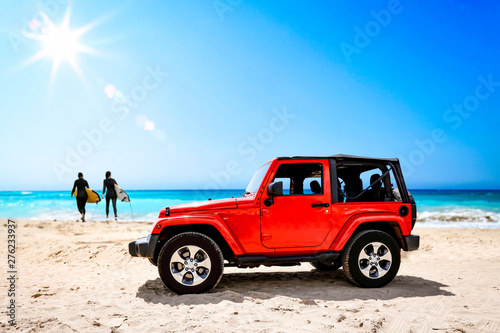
[0,189,499,228]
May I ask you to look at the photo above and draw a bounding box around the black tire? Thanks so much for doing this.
[341,230,400,288]
[311,261,342,271]
[158,232,224,294]
[148,258,157,266]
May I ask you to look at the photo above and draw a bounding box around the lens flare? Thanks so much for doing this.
[104,84,116,98]
[29,19,41,31]
[144,121,155,131]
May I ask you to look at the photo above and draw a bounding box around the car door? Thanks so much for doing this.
[260,160,332,248]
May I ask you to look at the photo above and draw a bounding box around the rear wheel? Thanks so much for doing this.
[341,230,400,288]
[158,232,224,294]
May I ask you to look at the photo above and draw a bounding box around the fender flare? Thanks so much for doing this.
[329,212,410,251]
[153,214,246,256]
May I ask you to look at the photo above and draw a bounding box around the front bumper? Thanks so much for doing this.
[403,234,420,251]
[128,234,159,258]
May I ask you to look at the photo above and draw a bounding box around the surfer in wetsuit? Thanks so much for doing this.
[71,172,89,222]
[102,171,118,221]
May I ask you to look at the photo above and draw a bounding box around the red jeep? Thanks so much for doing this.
[129,155,419,294]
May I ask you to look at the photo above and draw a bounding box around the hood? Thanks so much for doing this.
[159,197,238,217]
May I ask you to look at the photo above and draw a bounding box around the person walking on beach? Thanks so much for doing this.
[103,171,118,221]
[71,172,89,222]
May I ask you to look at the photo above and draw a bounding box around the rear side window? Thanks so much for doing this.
[337,162,400,202]
[273,163,323,195]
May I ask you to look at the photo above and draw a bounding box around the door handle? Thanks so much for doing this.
[312,203,329,208]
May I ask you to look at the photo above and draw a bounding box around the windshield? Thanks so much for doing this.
[244,161,272,194]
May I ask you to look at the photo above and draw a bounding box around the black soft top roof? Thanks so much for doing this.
[277,154,399,163]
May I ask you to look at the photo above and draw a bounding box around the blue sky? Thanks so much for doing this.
[0,0,499,191]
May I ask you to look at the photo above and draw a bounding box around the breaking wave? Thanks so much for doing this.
[417,208,500,228]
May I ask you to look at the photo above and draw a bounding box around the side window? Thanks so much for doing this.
[337,163,399,202]
[273,163,323,195]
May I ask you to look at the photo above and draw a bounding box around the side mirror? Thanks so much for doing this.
[268,181,283,196]
[264,181,283,207]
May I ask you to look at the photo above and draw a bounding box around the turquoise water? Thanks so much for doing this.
[411,190,500,228]
[1,189,499,228]
[0,190,243,222]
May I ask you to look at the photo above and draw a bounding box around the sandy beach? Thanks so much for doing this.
[1,218,499,333]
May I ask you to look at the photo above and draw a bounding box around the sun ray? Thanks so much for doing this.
[19,49,47,68]
[49,57,61,90]
[73,14,108,39]
[61,3,71,31]
[68,56,84,80]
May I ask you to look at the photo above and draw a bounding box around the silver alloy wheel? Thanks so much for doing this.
[357,241,392,279]
[169,245,212,286]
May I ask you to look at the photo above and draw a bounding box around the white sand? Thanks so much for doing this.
[1,218,499,332]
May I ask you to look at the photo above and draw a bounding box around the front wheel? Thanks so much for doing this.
[341,230,400,288]
[158,232,224,294]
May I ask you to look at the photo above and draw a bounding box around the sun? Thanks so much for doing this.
[37,24,86,78]
[42,26,80,62]
[21,5,98,84]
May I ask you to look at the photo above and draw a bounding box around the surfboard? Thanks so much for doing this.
[115,184,130,202]
[74,188,101,203]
